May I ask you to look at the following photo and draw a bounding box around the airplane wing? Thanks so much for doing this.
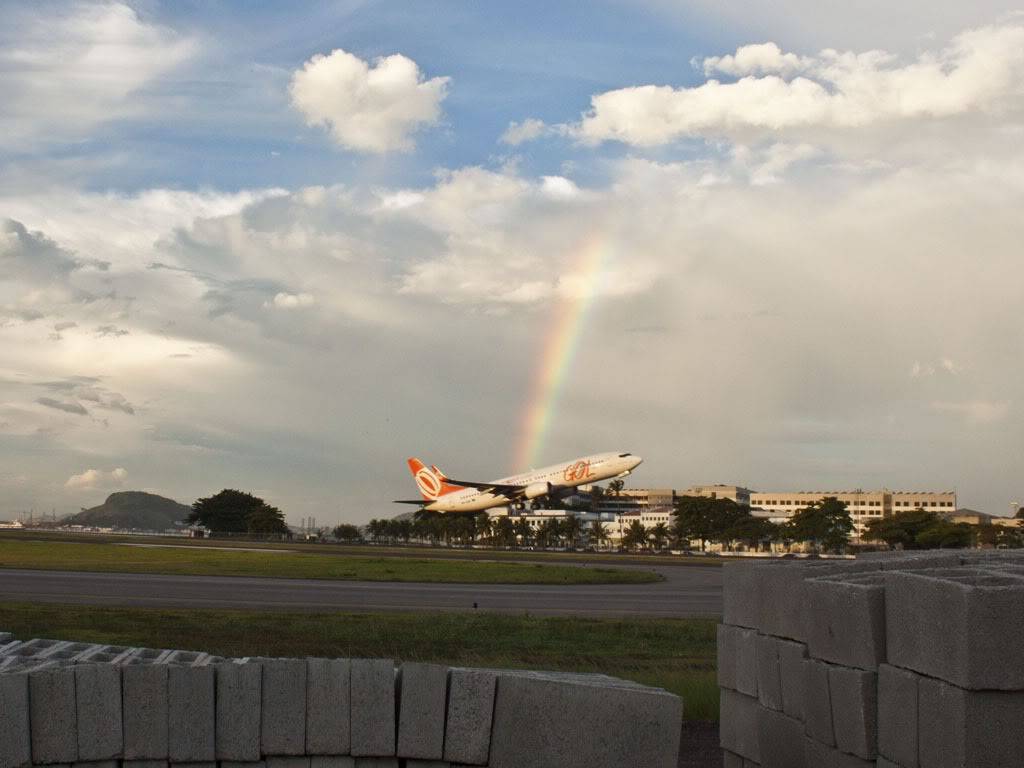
[439,478,528,498]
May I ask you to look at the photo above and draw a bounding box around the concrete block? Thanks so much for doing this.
[885,569,1024,689]
[877,665,918,768]
[804,574,886,670]
[719,689,761,763]
[74,664,122,760]
[262,659,307,756]
[444,667,496,765]
[123,664,169,759]
[168,665,215,762]
[755,635,783,711]
[758,561,875,641]
[29,666,78,764]
[735,627,758,697]
[215,661,261,761]
[918,678,1024,768]
[717,625,737,690]
[0,672,31,768]
[803,659,834,747]
[723,562,766,629]
[876,759,900,768]
[306,658,350,756]
[350,659,396,757]
[403,762,450,768]
[756,707,805,768]
[220,762,265,768]
[73,761,119,768]
[777,640,808,721]
[489,672,682,768]
[396,663,447,760]
[169,763,215,768]
[123,761,168,768]
[310,759,355,768]
[828,665,876,760]
[723,752,744,768]
[352,760,398,768]
[265,759,310,768]
[804,739,875,768]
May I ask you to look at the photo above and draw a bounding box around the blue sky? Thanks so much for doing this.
[1,1,1023,522]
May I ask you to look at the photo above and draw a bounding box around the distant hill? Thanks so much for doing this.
[67,491,191,531]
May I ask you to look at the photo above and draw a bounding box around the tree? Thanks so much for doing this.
[622,520,648,551]
[493,517,516,548]
[724,516,778,552]
[861,509,973,550]
[561,515,583,549]
[189,489,287,536]
[788,497,853,553]
[672,495,747,551]
[590,520,608,550]
[607,479,625,496]
[513,517,532,548]
[537,517,563,549]
[332,523,362,542]
[915,520,973,549]
[977,523,1024,549]
[649,522,670,551]
[366,518,388,543]
[588,485,606,514]
[474,512,493,543]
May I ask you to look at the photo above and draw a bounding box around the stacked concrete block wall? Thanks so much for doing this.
[719,551,1024,768]
[0,635,681,768]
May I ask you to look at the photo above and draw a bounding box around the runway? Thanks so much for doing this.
[0,564,723,617]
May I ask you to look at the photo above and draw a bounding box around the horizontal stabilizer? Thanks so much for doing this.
[393,499,429,505]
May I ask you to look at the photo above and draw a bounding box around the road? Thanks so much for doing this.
[0,564,723,617]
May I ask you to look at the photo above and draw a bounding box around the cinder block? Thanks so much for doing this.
[396,663,447,760]
[265,758,310,768]
[310,759,355,768]
[350,659,396,757]
[757,707,805,768]
[73,761,119,768]
[0,672,31,768]
[735,627,758,697]
[215,662,261,761]
[352,760,398,768]
[718,625,737,690]
[123,761,168,768]
[30,666,78,764]
[489,673,682,768]
[720,689,761,763]
[805,738,876,767]
[758,561,876,642]
[885,569,1024,689]
[755,635,783,711]
[75,664,122,760]
[723,752,744,768]
[123,664,169,759]
[403,762,450,767]
[444,668,497,765]
[804,575,886,670]
[169,763,215,768]
[262,659,307,756]
[168,664,215,762]
[803,659,834,747]
[918,677,1024,768]
[876,758,900,768]
[723,562,766,629]
[220,762,265,768]
[306,658,350,756]
[828,665,876,759]
[877,665,918,768]
[777,640,808,721]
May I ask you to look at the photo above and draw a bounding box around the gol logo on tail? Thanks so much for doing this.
[563,460,592,482]
[415,467,443,499]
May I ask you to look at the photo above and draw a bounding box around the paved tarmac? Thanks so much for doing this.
[0,563,723,617]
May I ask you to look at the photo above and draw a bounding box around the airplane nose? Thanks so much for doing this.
[630,456,643,470]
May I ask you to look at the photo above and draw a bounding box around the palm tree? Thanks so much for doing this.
[590,520,608,551]
[493,517,515,548]
[622,520,648,552]
[561,515,583,550]
[538,517,562,549]
[649,522,670,551]
[513,517,532,548]
[607,479,625,496]
[474,512,493,544]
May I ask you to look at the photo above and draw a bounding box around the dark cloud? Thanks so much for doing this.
[36,397,88,415]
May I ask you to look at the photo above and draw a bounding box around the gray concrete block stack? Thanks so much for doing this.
[0,635,681,768]
[719,551,1024,768]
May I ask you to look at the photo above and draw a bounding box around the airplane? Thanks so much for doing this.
[395,451,643,513]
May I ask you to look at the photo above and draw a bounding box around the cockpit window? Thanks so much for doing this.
[619,453,631,457]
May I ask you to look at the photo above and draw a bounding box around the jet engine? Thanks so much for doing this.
[524,482,553,500]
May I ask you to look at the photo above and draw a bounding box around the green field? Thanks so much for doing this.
[0,539,661,585]
[0,602,718,720]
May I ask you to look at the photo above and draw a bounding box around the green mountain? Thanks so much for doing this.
[67,491,191,531]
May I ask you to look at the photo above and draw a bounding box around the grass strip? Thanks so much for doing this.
[0,540,661,585]
[0,601,719,720]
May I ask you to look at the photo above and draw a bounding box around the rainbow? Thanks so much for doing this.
[513,233,613,470]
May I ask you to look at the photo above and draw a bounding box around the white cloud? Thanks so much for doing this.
[931,400,1010,424]
[0,3,195,148]
[65,467,128,491]
[571,21,1024,146]
[289,49,449,153]
[268,292,315,309]
[500,118,548,145]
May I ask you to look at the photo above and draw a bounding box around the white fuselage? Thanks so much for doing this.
[425,452,643,512]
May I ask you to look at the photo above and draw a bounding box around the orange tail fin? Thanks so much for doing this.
[407,457,462,501]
